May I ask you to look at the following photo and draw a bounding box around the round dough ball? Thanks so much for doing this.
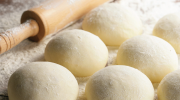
[153,13,180,54]
[8,62,79,100]
[45,29,108,77]
[85,65,154,100]
[82,3,143,46]
[116,35,178,83]
[157,69,180,100]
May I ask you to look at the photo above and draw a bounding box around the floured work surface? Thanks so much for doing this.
[0,0,180,100]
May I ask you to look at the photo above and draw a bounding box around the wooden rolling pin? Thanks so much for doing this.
[0,0,109,54]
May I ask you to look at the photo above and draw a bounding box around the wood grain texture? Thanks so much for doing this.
[0,20,39,54]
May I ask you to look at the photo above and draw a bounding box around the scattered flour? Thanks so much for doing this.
[0,0,180,100]
[120,0,180,34]
[40,0,64,10]
[37,0,81,10]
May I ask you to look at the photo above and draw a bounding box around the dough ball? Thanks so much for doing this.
[82,3,143,46]
[157,69,180,100]
[45,29,108,77]
[85,65,154,100]
[116,35,178,83]
[153,13,180,54]
[8,62,78,100]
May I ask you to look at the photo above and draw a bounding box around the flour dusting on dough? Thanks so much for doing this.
[0,0,180,100]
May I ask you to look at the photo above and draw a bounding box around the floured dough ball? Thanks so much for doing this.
[157,69,180,100]
[153,13,180,54]
[45,29,108,77]
[85,65,154,100]
[8,62,78,100]
[116,35,178,83]
[82,3,143,46]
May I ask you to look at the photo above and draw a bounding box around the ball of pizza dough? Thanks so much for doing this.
[157,69,180,100]
[153,13,180,54]
[45,29,108,77]
[116,35,178,83]
[8,62,78,100]
[85,65,154,100]
[82,3,143,46]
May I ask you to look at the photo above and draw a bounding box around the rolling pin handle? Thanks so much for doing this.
[0,20,39,54]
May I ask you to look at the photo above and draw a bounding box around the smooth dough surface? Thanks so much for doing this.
[85,65,154,100]
[153,13,180,54]
[45,29,108,77]
[82,3,143,46]
[8,62,79,100]
[116,35,178,83]
[157,69,180,100]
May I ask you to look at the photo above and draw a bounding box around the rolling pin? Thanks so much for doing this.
[0,0,109,54]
